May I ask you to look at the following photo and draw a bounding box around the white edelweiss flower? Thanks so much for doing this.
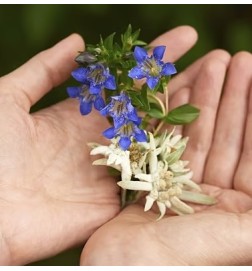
[109,142,147,176]
[156,129,188,164]
[169,160,189,173]
[90,141,132,182]
[118,132,216,220]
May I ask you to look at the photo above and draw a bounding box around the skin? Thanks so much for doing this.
[80,44,252,265]
[0,26,198,265]
[0,34,120,265]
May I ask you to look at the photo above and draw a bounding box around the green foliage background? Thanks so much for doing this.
[0,4,251,265]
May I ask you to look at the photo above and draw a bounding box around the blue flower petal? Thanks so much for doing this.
[94,96,105,111]
[134,129,147,142]
[127,108,139,122]
[71,67,88,83]
[104,75,116,90]
[89,84,102,94]
[161,63,177,76]
[153,46,166,61]
[99,104,110,116]
[80,100,92,115]
[67,86,80,98]
[119,136,131,150]
[103,127,116,139]
[147,77,159,89]
[132,117,142,126]
[113,116,126,129]
[134,46,148,63]
[128,66,146,79]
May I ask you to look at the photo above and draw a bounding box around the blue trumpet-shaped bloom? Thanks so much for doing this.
[103,119,147,150]
[100,92,139,128]
[71,63,116,95]
[128,46,177,89]
[67,85,105,115]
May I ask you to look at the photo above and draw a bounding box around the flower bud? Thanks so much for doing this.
[75,52,97,65]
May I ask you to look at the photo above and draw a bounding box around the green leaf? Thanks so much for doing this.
[128,91,144,108]
[164,104,200,125]
[133,40,147,46]
[103,32,116,51]
[139,85,150,111]
[119,70,134,89]
[131,28,140,40]
[147,108,164,119]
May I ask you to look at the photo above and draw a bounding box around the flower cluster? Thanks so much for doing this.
[101,92,147,150]
[67,25,214,218]
[90,130,216,220]
[67,63,115,115]
[67,27,176,150]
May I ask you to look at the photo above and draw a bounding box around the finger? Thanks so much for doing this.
[234,68,252,195]
[0,34,84,111]
[169,49,231,96]
[150,25,198,62]
[205,52,252,189]
[182,57,229,183]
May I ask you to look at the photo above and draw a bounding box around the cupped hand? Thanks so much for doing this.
[0,34,121,265]
[80,46,252,265]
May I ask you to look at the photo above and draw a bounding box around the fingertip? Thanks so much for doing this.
[150,25,198,62]
[53,33,85,57]
[175,25,198,44]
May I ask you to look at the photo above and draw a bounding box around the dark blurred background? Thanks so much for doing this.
[0,4,251,265]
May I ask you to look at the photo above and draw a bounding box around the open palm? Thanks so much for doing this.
[0,34,121,265]
[81,50,252,265]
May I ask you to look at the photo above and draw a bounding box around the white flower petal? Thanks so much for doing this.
[156,201,166,220]
[170,134,182,147]
[155,147,162,155]
[179,191,217,205]
[165,200,171,208]
[90,146,109,156]
[178,179,201,191]
[138,152,148,169]
[93,158,121,171]
[149,133,158,174]
[170,196,194,215]
[174,137,188,149]
[144,195,155,211]
[135,173,152,182]
[107,153,118,165]
[117,181,152,191]
[173,171,193,182]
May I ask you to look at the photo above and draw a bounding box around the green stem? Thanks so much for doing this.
[164,83,169,114]
[121,188,127,208]
[147,93,166,115]
[153,82,169,137]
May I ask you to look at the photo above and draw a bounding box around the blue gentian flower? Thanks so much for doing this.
[71,63,116,94]
[103,119,147,150]
[67,84,105,115]
[100,92,139,128]
[128,46,177,89]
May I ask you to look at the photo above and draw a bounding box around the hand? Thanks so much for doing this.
[80,48,252,265]
[0,34,121,265]
[0,26,198,265]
